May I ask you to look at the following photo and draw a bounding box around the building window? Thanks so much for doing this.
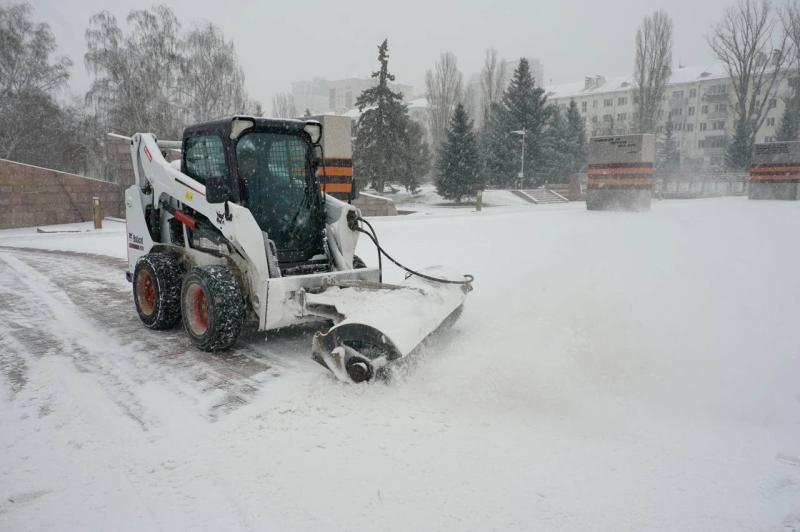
[767,117,776,127]
[672,90,684,98]
[657,109,664,118]
[581,101,588,112]
[618,97,627,105]
[617,113,627,121]
[712,120,725,130]
[675,123,683,131]
[604,98,613,107]
[714,103,726,113]
[686,123,694,132]
[700,123,707,131]
[689,88,697,98]
[769,98,777,109]
[670,108,683,116]
[633,95,640,104]
[603,114,613,122]
[765,136,775,142]
[701,105,709,114]
[688,106,695,116]
[592,116,598,123]
[593,100,598,108]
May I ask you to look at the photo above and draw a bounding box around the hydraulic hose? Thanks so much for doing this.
[356,216,474,287]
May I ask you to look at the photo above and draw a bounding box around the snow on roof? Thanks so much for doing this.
[545,63,729,101]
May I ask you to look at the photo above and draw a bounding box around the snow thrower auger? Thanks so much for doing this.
[122,116,472,383]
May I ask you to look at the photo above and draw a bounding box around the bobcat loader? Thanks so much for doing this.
[123,116,471,382]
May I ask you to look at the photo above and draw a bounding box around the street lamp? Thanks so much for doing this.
[511,128,526,189]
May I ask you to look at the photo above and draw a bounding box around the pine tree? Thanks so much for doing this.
[480,58,548,188]
[725,120,752,169]
[565,99,587,174]
[540,106,571,181]
[401,119,431,193]
[776,94,799,142]
[657,118,680,175]
[436,103,481,203]
[353,39,430,192]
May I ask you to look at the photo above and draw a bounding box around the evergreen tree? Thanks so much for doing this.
[400,120,431,193]
[565,99,587,174]
[776,96,799,142]
[436,103,481,202]
[725,120,752,169]
[353,39,430,192]
[540,106,571,181]
[480,58,548,188]
[657,118,680,174]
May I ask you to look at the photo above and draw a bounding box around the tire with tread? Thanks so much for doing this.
[133,253,183,329]
[181,265,245,351]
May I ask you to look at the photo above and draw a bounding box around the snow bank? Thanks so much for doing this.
[0,219,127,259]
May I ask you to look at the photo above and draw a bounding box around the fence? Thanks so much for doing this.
[656,174,748,199]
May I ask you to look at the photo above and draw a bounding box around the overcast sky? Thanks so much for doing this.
[27,0,732,107]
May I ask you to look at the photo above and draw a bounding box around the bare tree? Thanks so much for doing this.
[780,1,800,137]
[425,52,463,152]
[271,93,297,118]
[708,0,792,148]
[0,3,71,159]
[85,6,184,137]
[479,48,508,126]
[634,10,673,134]
[180,23,249,122]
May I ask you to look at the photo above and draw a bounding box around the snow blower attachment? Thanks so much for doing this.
[122,116,472,383]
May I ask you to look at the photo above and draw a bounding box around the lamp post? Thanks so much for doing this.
[511,128,526,188]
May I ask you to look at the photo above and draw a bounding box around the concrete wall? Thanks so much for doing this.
[351,192,397,217]
[0,159,123,229]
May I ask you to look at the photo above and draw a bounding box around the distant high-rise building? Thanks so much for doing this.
[503,57,545,87]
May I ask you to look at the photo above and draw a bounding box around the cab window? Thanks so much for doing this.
[184,134,227,184]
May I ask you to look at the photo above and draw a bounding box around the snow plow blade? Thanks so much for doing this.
[307,268,471,383]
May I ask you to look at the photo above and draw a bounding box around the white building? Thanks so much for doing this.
[546,64,789,170]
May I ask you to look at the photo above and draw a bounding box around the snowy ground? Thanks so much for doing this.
[1,197,799,531]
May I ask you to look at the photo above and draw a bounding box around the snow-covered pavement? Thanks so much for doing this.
[1,197,799,531]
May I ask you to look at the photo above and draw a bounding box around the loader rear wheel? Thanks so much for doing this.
[181,265,245,351]
[133,253,183,330]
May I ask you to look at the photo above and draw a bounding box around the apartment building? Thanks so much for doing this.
[546,64,790,169]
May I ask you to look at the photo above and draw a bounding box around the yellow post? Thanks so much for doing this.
[92,196,102,229]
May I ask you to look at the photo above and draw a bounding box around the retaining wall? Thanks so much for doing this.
[0,158,123,229]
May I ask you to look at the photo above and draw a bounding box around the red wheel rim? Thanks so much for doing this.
[186,283,209,336]
[137,270,156,316]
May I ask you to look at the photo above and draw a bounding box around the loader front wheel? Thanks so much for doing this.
[181,265,245,351]
[133,253,183,330]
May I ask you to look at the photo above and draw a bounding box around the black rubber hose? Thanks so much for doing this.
[355,217,473,287]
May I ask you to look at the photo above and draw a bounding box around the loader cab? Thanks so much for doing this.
[182,116,327,271]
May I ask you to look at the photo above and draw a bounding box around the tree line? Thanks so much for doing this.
[355,44,587,202]
[0,3,258,180]
[629,1,800,173]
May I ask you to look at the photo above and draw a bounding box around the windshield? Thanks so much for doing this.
[235,132,323,261]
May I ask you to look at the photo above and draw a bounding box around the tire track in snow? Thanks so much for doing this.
[0,248,321,419]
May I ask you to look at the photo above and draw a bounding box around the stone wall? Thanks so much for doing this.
[0,159,124,230]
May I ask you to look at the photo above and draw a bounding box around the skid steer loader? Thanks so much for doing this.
[123,116,471,382]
